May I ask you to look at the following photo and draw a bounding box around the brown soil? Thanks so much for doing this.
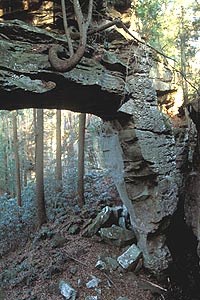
[0,214,167,300]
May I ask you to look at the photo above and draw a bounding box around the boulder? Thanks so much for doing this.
[117,244,142,270]
[86,276,101,289]
[68,224,80,235]
[99,225,136,247]
[59,280,77,300]
[82,206,112,237]
[51,234,67,248]
[95,256,119,272]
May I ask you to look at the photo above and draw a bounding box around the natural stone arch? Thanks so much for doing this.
[0,19,178,273]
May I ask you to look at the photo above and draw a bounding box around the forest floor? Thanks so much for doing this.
[0,198,172,300]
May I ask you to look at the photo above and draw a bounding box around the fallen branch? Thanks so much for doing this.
[140,278,167,292]
[100,271,118,289]
[64,253,88,267]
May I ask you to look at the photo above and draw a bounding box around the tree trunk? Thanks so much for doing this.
[77,113,86,207]
[180,6,188,105]
[3,145,8,193]
[56,109,63,191]
[2,116,9,193]
[35,109,47,227]
[12,111,22,207]
[23,164,27,188]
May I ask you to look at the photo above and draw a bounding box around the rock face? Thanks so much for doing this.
[183,100,200,261]
[0,20,124,117]
[101,45,178,272]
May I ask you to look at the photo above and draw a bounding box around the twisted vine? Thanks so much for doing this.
[49,0,93,72]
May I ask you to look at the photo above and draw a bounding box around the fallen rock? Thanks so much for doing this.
[86,276,101,289]
[95,256,119,272]
[99,225,136,247]
[68,224,80,235]
[82,206,112,237]
[51,234,67,248]
[117,244,142,270]
[69,266,78,275]
[59,280,77,300]
[95,259,107,271]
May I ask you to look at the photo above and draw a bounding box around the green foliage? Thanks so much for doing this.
[135,0,199,56]
[135,0,167,47]
[135,0,200,97]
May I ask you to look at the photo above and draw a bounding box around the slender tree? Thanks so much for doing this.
[12,111,22,207]
[180,6,188,105]
[77,113,86,207]
[1,114,9,193]
[56,109,63,191]
[6,114,15,196]
[35,109,47,227]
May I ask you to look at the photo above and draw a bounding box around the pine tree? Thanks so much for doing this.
[35,109,47,227]
[56,109,63,192]
[77,113,86,207]
[12,111,22,207]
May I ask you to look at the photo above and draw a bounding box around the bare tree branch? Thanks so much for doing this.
[73,0,84,29]
[61,0,74,56]
[86,0,93,27]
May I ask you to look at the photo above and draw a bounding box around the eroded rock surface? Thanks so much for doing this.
[100,45,179,272]
[183,99,200,262]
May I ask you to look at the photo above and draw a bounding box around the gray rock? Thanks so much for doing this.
[99,225,136,247]
[86,276,101,289]
[143,235,171,271]
[59,280,77,300]
[117,244,142,270]
[118,216,126,228]
[116,297,129,300]
[95,259,107,270]
[113,54,179,274]
[77,279,83,287]
[82,206,112,237]
[51,234,67,248]
[85,296,98,300]
[69,266,78,275]
[104,257,119,271]
[96,256,119,272]
[68,224,80,235]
